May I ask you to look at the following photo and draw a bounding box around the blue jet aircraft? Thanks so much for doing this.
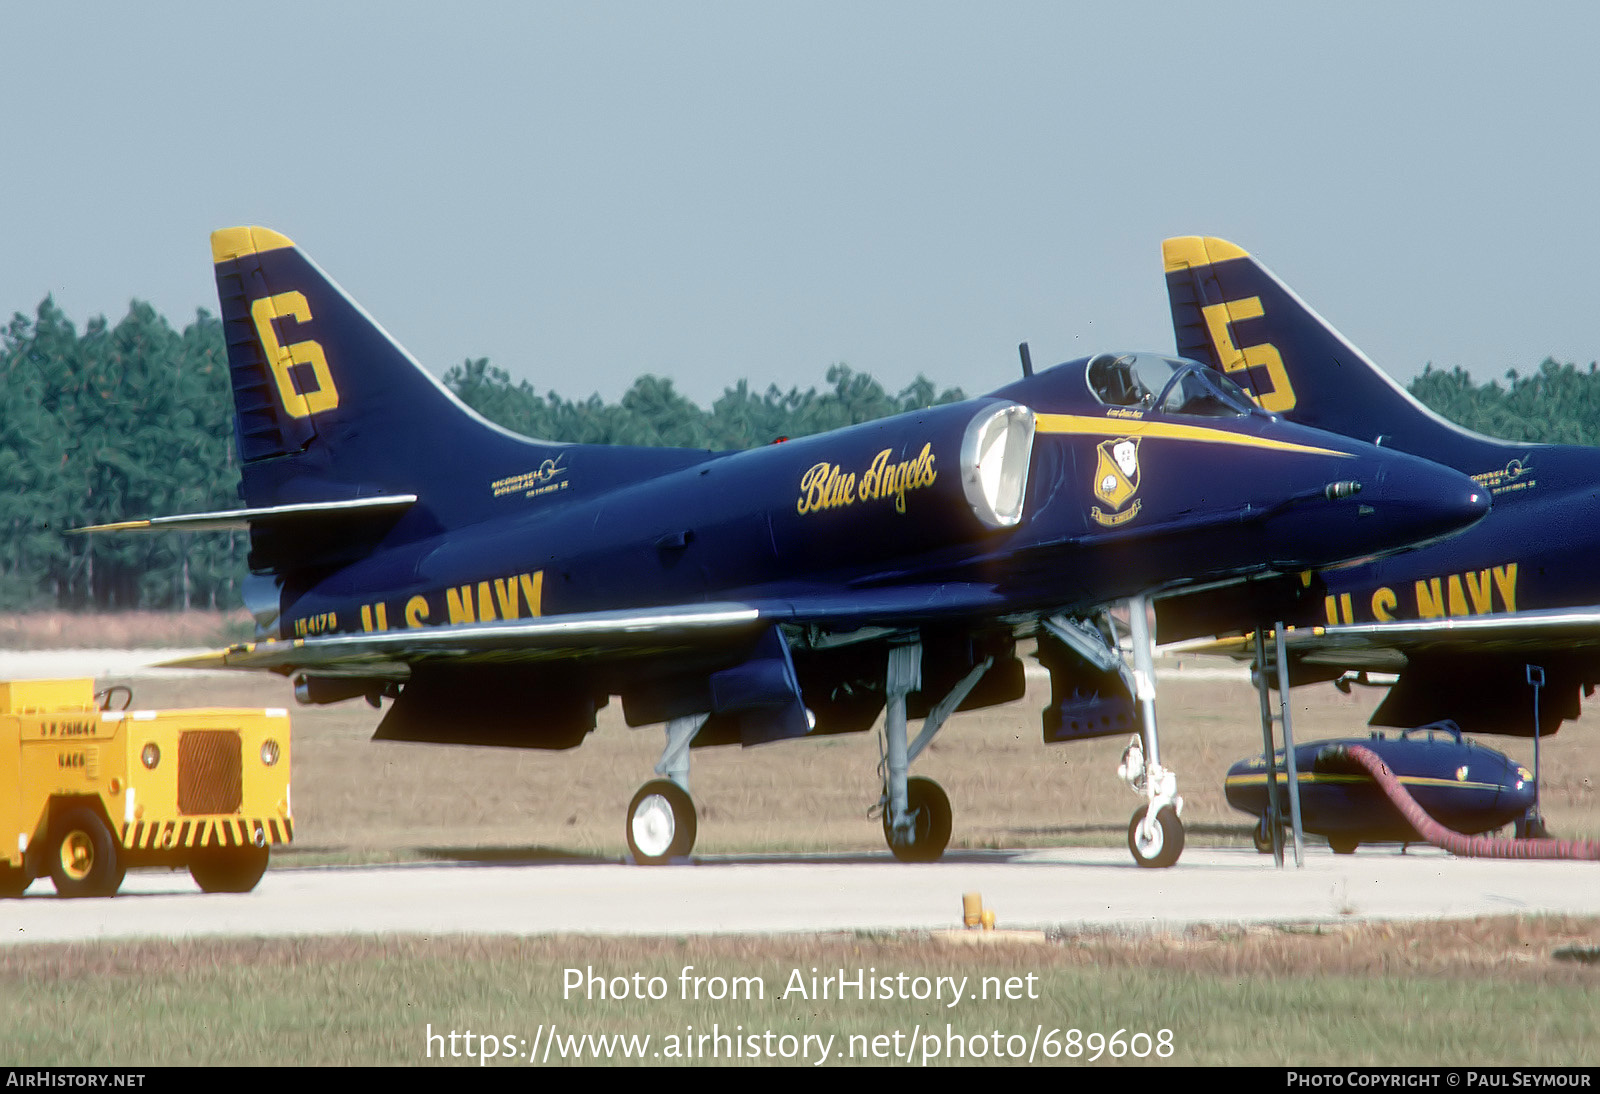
[1159,237,1600,754]
[79,228,1491,868]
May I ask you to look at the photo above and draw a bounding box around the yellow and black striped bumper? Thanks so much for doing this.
[121,816,294,850]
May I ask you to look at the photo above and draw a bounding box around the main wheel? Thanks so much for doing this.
[1252,816,1275,855]
[189,845,270,893]
[883,775,952,863]
[626,780,697,865]
[1516,812,1551,839]
[1328,835,1360,855]
[1128,805,1184,869]
[49,807,125,898]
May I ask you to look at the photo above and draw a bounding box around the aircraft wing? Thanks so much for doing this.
[164,603,767,677]
[1181,607,1600,673]
[161,582,1022,678]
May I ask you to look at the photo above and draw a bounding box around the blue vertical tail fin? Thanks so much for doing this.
[211,229,716,569]
[212,227,565,517]
[1161,236,1507,465]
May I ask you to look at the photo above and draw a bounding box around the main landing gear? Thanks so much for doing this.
[626,779,697,865]
[622,635,996,866]
[1117,594,1185,868]
[626,714,704,865]
[876,636,990,863]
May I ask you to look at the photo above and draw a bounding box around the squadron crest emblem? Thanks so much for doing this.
[1091,436,1142,526]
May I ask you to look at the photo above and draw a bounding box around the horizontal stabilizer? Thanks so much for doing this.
[67,494,418,534]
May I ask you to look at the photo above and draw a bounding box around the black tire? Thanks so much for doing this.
[49,807,125,898]
[0,864,31,898]
[1516,813,1551,840]
[1328,835,1360,855]
[1252,817,1275,855]
[189,845,270,893]
[1128,805,1184,869]
[883,775,952,863]
[626,780,697,865]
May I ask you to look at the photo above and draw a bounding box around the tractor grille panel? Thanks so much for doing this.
[178,731,243,815]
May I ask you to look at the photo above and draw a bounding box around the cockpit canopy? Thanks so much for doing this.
[1086,353,1255,418]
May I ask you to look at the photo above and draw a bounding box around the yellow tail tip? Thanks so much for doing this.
[1162,235,1249,273]
[211,226,296,264]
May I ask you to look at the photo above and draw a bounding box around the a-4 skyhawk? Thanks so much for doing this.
[79,227,1491,867]
[1159,236,1600,748]
[1157,235,1600,838]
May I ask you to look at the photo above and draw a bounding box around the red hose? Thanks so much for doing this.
[1340,745,1600,861]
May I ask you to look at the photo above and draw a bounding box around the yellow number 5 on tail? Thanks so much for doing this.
[1202,297,1296,413]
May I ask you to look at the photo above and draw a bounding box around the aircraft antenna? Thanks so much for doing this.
[1018,342,1034,378]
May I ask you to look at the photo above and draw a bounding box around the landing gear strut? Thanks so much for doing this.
[877,637,991,863]
[1117,594,1185,868]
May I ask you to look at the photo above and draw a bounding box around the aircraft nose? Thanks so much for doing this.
[1507,772,1538,814]
[1265,449,1489,570]
[1367,455,1491,550]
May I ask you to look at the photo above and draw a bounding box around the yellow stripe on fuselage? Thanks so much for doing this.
[1033,414,1347,458]
[211,226,296,264]
[1225,772,1502,793]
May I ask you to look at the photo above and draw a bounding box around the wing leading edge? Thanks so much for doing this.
[1182,608,1600,665]
[164,602,765,676]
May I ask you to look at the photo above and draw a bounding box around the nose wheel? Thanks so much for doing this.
[1128,805,1184,869]
[1115,594,1185,868]
[626,779,697,865]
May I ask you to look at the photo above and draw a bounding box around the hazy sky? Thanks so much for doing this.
[4,3,1596,407]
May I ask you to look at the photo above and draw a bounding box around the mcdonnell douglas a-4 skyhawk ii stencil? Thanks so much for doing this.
[78,228,1491,867]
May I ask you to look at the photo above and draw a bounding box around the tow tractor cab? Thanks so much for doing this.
[0,679,292,897]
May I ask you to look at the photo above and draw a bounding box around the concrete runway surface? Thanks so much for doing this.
[3,847,1595,945]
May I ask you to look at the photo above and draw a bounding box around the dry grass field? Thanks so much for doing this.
[0,610,254,650]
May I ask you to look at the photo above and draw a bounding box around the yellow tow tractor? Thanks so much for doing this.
[0,678,292,897]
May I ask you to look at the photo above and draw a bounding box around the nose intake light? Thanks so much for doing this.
[961,404,1035,528]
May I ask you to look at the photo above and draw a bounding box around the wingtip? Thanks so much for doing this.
[155,641,261,670]
[63,519,155,536]
[211,226,296,264]
[154,651,231,670]
[1162,236,1250,273]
